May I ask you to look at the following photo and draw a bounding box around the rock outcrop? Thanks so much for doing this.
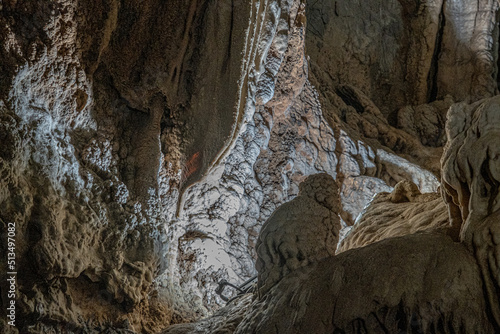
[338,180,452,253]
[1,0,500,333]
[255,173,340,296]
[0,0,265,331]
[159,163,499,333]
[441,96,500,328]
[237,233,495,333]
[234,96,500,333]
[306,0,499,116]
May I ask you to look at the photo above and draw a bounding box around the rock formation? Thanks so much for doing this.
[441,96,500,328]
[233,96,500,333]
[1,0,500,333]
[255,173,340,296]
[236,233,495,333]
[337,180,452,253]
[0,0,258,331]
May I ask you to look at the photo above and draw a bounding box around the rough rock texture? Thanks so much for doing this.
[397,97,454,147]
[338,180,452,253]
[160,294,253,334]
[2,0,500,332]
[160,0,329,315]
[306,0,499,116]
[305,0,500,226]
[255,173,340,296]
[441,96,500,328]
[162,0,500,331]
[167,0,452,313]
[0,0,268,331]
[83,0,252,196]
[335,124,439,225]
[236,234,495,333]
[0,0,168,331]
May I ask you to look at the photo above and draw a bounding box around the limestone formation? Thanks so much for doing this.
[1,0,500,333]
[231,97,500,333]
[306,0,499,116]
[396,97,454,147]
[236,234,495,333]
[305,0,499,213]
[338,180,452,253]
[441,96,500,328]
[255,173,340,296]
[167,1,338,311]
[0,0,278,330]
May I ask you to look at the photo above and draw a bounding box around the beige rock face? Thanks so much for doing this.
[255,173,340,296]
[2,0,500,332]
[307,0,499,116]
[163,0,335,314]
[305,0,500,220]
[161,171,498,333]
[437,0,499,102]
[338,180,452,253]
[441,96,500,328]
[0,0,166,330]
[81,0,251,195]
[237,234,495,333]
[0,0,265,331]
[161,1,500,332]
[335,85,444,174]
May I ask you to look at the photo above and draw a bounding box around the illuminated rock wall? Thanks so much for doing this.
[1,0,500,333]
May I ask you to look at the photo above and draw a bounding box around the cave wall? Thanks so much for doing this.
[0,0,256,331]
[1,0,500,333]
[163,94,500,333]
[307,0,499,116]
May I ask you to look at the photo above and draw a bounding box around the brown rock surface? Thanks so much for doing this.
[338,180,451,253]
[306,0,499,116]
[255,173,340,296]
[236,233,495,333]
[1,0,500,333]
[0,0,261,331]
[441,95,500,328]
[162,0,330,314]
